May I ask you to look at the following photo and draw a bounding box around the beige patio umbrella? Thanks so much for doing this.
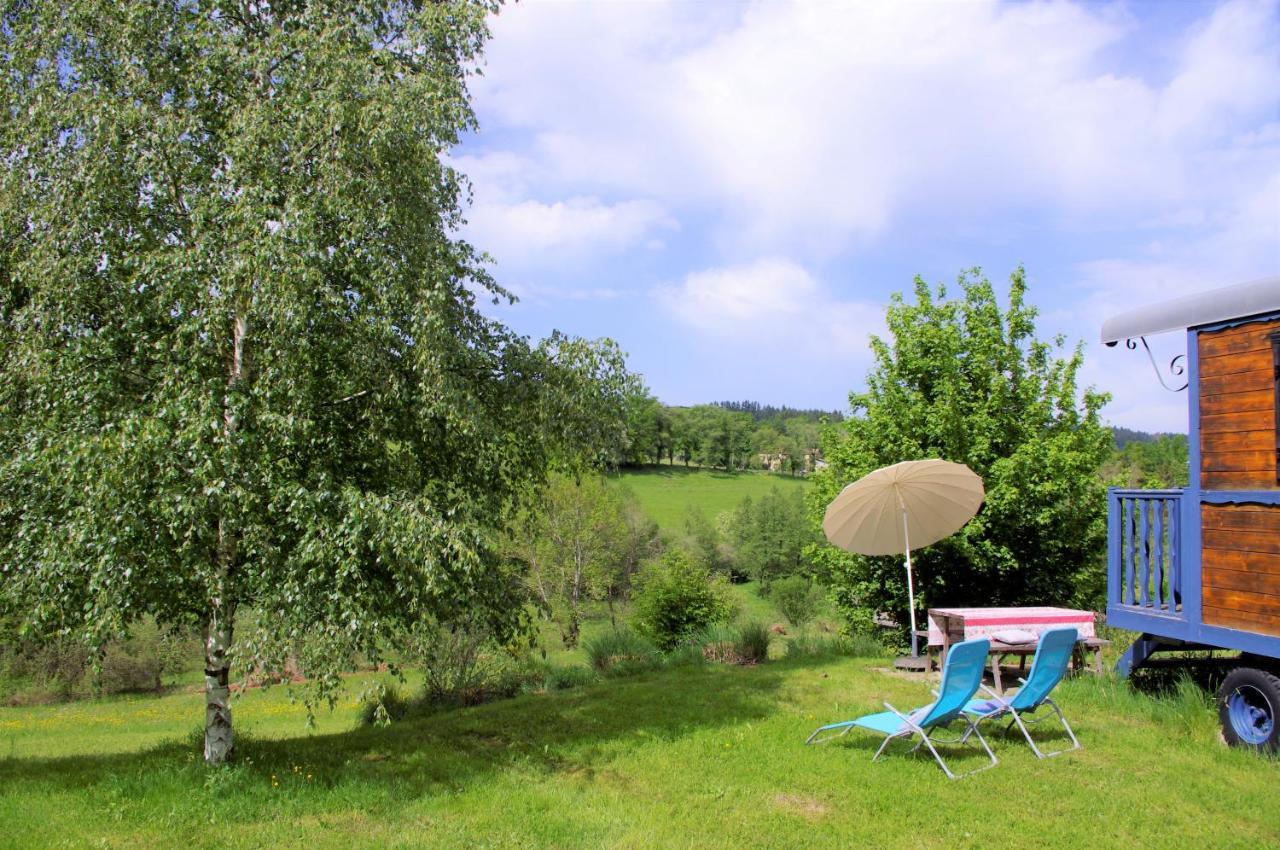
[823,459,984,656]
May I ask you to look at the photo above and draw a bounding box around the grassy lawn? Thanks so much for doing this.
[3,656,1277,849]
[611,465,809,536]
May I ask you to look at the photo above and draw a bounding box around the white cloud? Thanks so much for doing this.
[1074,170,1280,432]
[474,0,1279,253]
[463,0,1279,423]
[465,195,676,266]
[658,257,884,359]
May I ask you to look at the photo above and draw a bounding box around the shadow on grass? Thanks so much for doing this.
[0,662,790,804]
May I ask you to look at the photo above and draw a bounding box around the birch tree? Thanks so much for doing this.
[0,0,614,764]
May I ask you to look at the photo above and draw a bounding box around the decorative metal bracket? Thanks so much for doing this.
[1124,337,1187,392]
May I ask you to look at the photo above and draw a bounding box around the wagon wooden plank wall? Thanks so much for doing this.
[1198,318,1280,639]
[1198,318,1280,490]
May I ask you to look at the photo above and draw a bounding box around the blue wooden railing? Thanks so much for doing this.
[1108,489,1184,618]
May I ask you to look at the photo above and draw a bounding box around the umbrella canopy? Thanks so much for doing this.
[823,459,984,656]
[823,459,984,555]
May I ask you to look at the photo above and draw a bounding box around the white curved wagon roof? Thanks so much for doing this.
[1100,276,1280,344]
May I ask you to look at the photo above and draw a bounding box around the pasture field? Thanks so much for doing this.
[2,655,1277,849]
[610,465,810,536]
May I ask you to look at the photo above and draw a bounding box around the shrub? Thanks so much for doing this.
[632,550,733,651]
[358,683,411,726]
[771,576,822,628]
[406,616,507,709]
[584,629,662,676]
[96,644,162,694]
[734,621,772,664]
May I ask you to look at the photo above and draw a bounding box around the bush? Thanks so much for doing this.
[406,616,508,709]
[697,623,742,664]
[771,576,822,628]
[96,644,162,694]
[1,618,200,705]
[632,550,734,651]
[584,629,662,677]
[358,683,411,726]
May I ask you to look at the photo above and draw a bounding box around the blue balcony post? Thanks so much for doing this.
[1167,497,1179,610]
[1137,499,1150,607]
[1153,498,1165,609]
[1123,496,1134,605]
[1107,489,1121,609]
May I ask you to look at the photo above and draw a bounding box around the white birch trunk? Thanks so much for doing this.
[206,312,247,765]
[204,614,234,764]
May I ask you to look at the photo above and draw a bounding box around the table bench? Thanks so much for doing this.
[923,606,1106,692]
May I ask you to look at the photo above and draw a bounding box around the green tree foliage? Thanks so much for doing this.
[631,551,733,651]
[0,1,628,763]
[681,506,734,578]
[769,576,823,629]
[1102,433,1189,489]
[507,474,657,648]
[730,488,817,589]
[670,408,704,467]
[533,333,639,476]
[622,388,672,466]
[808,269,1111,639]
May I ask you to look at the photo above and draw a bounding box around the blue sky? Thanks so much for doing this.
[454,0,1280,432]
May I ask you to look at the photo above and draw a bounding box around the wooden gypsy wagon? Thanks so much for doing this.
[1101,277,1280,752]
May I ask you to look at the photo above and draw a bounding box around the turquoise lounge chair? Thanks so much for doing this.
[961,626,1081,759]
[805,638,997,780]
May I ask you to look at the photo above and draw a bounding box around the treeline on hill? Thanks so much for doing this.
[1104,432,1189,488]
[621,396,836,473]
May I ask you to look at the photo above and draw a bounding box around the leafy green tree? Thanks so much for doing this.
[507,474,640,649]
[670,408,703,467]
[621,387,672,467]
[0,1,625,764]
[730,488,816,589]
[535,333,638,476]
[808,269,1111,640]
[781,417,821,474]
[682,506,734,578]
[631,550,733,651]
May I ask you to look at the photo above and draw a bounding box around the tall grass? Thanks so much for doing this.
[583,629,663,677]
[785,630,885,660]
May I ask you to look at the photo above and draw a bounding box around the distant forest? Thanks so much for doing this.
[1112,426,1186,449]
[710,400,844,423]
[621,399,837,474]
[624,396,1190,487]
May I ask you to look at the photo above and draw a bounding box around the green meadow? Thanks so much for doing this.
[611,465,810,536]
[3,656,1278,849]
[4,466,1278,849]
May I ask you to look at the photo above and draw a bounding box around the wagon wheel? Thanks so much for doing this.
[1218,667,1280,754]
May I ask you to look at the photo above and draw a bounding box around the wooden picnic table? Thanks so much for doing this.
[925,606,1106,692]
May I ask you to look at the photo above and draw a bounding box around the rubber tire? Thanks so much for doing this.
[1217,667,1280,754]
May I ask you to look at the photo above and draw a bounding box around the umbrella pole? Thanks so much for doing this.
[902,507,918,657]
